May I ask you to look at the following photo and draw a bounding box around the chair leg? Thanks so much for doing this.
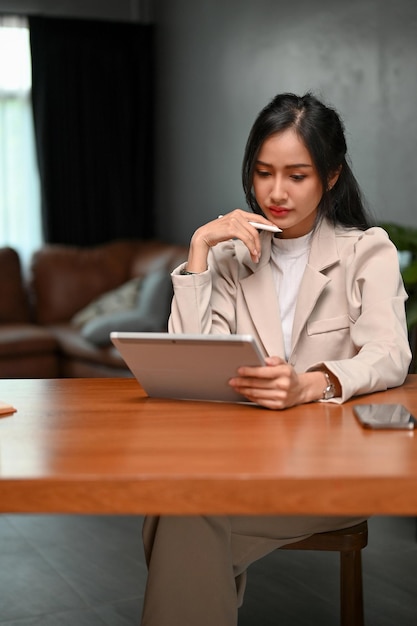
[340,549,364,626]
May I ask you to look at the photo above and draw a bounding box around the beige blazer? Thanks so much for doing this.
[170,219,411,402]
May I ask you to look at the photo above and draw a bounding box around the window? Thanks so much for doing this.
[0,16,42,271]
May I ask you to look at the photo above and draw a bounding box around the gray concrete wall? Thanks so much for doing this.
[154,0,417,244]
[2,0,416,243]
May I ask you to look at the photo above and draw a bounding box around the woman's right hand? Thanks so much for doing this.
[185,209,276,273]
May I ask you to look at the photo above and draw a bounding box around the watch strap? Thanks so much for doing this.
[179,268,196,275]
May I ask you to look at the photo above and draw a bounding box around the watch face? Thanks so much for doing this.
[324,385,335,400]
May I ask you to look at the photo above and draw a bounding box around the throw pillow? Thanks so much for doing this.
[81,268,173,346]
[71,277,143,328]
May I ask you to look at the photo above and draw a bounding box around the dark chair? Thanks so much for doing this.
[281,520,368,626]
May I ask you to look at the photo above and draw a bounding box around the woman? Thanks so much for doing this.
[140,93,411,625]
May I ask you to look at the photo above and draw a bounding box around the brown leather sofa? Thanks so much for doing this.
[0,240,188,379]
[0,247,58,378]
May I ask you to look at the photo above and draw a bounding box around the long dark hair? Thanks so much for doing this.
[242,92,373,230]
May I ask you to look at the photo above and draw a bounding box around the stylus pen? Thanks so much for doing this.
[248,221,281,232]
[217,215,281,233]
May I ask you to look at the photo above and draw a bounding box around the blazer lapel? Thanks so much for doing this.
[237,234,285,356]
[240,265,285,356]
[290,220,340,351]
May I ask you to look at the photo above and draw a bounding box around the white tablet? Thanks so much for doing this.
[110,331,266,403]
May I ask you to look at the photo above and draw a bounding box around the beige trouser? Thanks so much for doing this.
[140,514,367,626]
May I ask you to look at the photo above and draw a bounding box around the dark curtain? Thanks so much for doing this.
[29,15,155,246]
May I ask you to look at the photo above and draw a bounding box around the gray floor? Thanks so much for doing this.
[0,515,415,625]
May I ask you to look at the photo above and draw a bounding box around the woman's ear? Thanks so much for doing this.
[328,166,342,190]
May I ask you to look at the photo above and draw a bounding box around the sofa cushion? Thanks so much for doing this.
[0,324,57,356]
[79,267,173,346]
[47,323,127,369]
[30,240,139,325]
[30,240,188,325]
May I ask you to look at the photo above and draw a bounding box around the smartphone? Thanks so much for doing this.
[353,403,417,430]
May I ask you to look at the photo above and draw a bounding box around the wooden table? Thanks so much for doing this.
[1,376,417,515]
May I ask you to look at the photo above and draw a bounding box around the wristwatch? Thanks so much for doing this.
[322,371,335,400]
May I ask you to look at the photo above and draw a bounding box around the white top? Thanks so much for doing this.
[270,232,312,359]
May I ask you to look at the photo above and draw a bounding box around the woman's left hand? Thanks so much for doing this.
[229,357,326,409]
